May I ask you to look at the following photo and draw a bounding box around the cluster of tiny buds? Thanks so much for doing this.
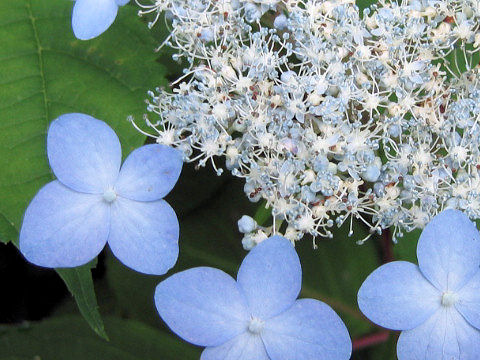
[133,0,480,246]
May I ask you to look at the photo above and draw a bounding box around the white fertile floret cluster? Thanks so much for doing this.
[134,0,480,246]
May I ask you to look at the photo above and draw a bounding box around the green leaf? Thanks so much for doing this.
[0,316,200,360]
[443,45,480,77]
[56,262,108,340]
[393,229,421,264]
[367,333,398,360]
[297,223,380,338]
[165,162,229,218]
[253,200,272,226]
[357,0,376,13]
[0,0,168,337]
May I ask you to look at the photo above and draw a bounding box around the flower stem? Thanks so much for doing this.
[352,331,390,351]
[380,228,394,263]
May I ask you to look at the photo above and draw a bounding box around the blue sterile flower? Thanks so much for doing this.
[358,209,480,360]
[155,236,352,360]
[71,0,130,40]
[19,113,182,275]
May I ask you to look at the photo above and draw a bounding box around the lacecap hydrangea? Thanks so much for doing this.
[134,0,480,247]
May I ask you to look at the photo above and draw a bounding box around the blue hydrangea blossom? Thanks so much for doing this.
[72,0,130,40]
[358,209,480,359]
[155,236,352,360]
[20,113,182,275]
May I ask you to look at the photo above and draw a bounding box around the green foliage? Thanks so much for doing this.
[297,226,380,338]
[357,0,376,13]
[57,262,108,340]
[444,46,480,77]
[369,333,398,360]
[0,0,168,338]
[0,316,199,360]
[393,229,421,264]
[253,200,272,226]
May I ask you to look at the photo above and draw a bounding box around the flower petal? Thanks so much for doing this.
[456,269,480,330]
[115,144,183,201]
[155,267,250,347]
[358,261,441,331]
[108,198,179,275]
[417,209,480,292]
[237,236,302,319]
[200,332,269,360]
[262,299,352,360]
[47,113,122,193]
[19,181,109,268]
[397,308,480,360]
[72,0,118,40]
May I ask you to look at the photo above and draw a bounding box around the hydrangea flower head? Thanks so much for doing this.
[155,236,352,360]
[136,0,480,245]
[72,0,130,40]
[20,113,182,275]
[358,209,480,359]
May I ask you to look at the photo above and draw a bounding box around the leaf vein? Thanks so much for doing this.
[26,0,49,127]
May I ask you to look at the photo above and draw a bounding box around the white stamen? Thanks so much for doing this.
[247,317,264,335]
[102,188,117,203]
[441,292,458,307]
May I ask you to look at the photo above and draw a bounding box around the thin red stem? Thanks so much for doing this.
[352,331,390,351]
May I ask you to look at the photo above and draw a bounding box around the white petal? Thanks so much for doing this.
[108,198,179,275]
[72,0,118,40]
[397,308,480,360]
[262,299,352,360]
[201,333,269,360]
[19,181,109,268]
[47,113,121,193]
[417,209,480,292]
[237,236,301,319]
[155,267,250,347]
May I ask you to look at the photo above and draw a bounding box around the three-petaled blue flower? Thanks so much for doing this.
[358,209,480,359]
[72,0,130,40]
[155,236,352,360]
[20,113,182,275]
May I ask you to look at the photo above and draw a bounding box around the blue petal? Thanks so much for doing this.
[457,269,480,330]
[358,261,441,330]
[262,299,352,360]
[417,209,480,292]
[397,308,480,360]
[201,333,269,360]
[72,0,118,40]
[155,267,250,347]
[108,198,179,275]
[115,144,183,201]
[237,236,301,319]
[19,181,109,268]
[47,113,121,194]
[115,0,130,5]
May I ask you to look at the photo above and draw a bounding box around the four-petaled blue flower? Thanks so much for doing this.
[72,0,130,40]
[155,236,352,360]
[358,209,480,360]
[20,113,182,275]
